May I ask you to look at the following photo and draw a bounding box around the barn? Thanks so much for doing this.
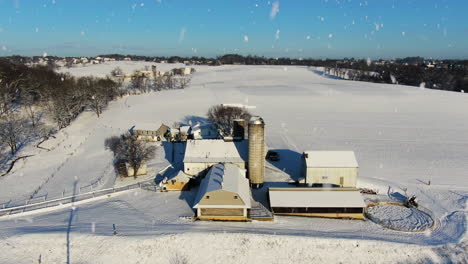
[303,151,358,187]
[268,188,366,219]
[183,139,248,176]
[193,163,251,221]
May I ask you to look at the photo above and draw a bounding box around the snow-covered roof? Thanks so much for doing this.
[168,170,191,181]
[193,163,251,209]
[304,151,358,168]
[269,188,365,208]
[183,139,248,163]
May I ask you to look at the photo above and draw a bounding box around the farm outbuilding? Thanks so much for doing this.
[193,163,251,221]
[268,188,366,219]
[302,151,358,187]
[183,139,248,176]
[162,170,191,191]
[133,124,169,142]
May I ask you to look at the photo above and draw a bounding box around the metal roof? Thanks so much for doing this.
[304,151,358,168]
[269,188,366,208]
[193,163,251,209]
[183,139,248,163]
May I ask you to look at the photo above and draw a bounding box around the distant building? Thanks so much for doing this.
[133,124,170,141]
[183,139,248,176]
[268,187,365,219]
[302,151,358,187]
[193,163,251,221]
[192,123,220,139]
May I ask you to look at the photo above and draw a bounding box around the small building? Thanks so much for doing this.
[193,163,251,221]
[303,151,358,187]
[162,170,191,191]
[192,123,219,139]
[268,188,366,219]
[125,163,147,177]
[183,139,248,176]
[133,124,170,141]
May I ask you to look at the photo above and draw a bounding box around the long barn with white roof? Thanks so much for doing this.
[193,163,251,221]
[183,139,248,176]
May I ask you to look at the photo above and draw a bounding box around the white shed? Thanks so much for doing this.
[303,151,358,187]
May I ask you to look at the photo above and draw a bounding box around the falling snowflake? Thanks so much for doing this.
[306,35,311,40]
[270,1,279,20]
[243,35,249,42]
[1,46,6,51]
[275,29,280,40]
[43,52,48,57]
[328,34,333,38]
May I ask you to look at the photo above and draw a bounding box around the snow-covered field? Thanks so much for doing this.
[0,61,467,263]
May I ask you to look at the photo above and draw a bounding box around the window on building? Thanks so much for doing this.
[206,195,210,199]
[322,176,328,180]
[234,195,238,199]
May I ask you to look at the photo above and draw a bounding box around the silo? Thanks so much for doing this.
[248,116,265,188]
[233,119,246,140]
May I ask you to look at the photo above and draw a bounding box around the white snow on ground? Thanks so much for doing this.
[0,62,467,263]
[0,233,443,264]
[367,204,434,232]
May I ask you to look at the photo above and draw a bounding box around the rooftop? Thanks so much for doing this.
[303,151,358,168]
[183,139,248,163]
[193,163,251,209]
[269,188,366,208]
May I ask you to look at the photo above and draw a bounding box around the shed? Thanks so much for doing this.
[192,123,220,139]
[163,170,191,191]
[303,151,359,187]
[268,188,366,219]
[183,139,248,176]
[193,163,251,221]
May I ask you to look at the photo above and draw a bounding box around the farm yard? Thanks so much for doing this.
[0,61,467,263]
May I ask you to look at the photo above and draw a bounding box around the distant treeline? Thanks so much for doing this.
[2,54,467,92]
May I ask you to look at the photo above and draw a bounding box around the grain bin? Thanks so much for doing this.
[233,119,247,140]
[248,116,265,188]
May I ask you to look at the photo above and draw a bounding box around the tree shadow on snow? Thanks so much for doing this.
[181,115,211,127]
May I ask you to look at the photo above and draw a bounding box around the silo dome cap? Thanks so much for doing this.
[249,116,265,125]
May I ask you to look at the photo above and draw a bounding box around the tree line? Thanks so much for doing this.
[0,59,120,158]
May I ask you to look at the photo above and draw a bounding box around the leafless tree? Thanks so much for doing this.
[207,105,251,135]
[106,133,157,178]
[0,114,26,155]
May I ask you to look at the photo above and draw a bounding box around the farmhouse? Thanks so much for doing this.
[183,139,248,176]
[302,151,358,187]
[132,124,169,141]
[268,188,366,219]
[193,163,251,221]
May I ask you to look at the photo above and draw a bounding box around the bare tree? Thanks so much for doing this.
[110,67,123,77]
[0,114,26,155]
[207,105,251,135]
[106,133,157,178]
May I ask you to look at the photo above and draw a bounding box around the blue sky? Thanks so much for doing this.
[0,0,467,58]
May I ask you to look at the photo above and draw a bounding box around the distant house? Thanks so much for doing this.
[302,151,358,187]
[124,57,132,61]
[192,123,219,139]
[193,163,251,221]
[133,124,170,141]
[269,187,366,219]
[162,170,191,191]
[183,139,248,176]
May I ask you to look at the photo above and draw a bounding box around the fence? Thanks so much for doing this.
[0,181,153,217]
[0,162,181,217]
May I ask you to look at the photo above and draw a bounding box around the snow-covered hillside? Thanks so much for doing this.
[0,62,466,263]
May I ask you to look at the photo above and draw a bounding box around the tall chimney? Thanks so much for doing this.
[248,116,265,189]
